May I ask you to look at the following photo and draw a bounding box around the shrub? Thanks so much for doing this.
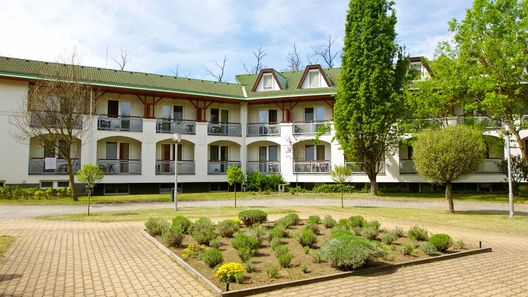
[208,239,222,248]
[453,239,466,250]
[217,220,240,238]
[202,248,224,268]
[244,261,256,273]
[360,221,380,240]
[398,243,414,256]
[300,263,308,273]
[145,217,168,236]
[270,237,282,249]
[428,234,453,252]
[247,225,267,245]
[237,247,254,262]
[238,209,267,227]
[307,215,321,225]
[408,225,429,241]
[215,263,245,284]
[306,223,320,235]
[421,242,439,256]
[269,225,288,239]
[407,239,420,249]
[278,213,300,228]
[296,228,317,248]
[278,253,294,268]
[161,225,184,247]
[320,235,384,270]
[182,243,204,259]
[323,215,336,228]
[331,229,353,239]
[303,246,310,254]
[349,216,366,228]
[381,232,397,245]
[232,232,261,251]
[311,250,325,263]
[245,172,285,192]
[171,216,192,233]
[273,244,289,256]
[190,217,218,245]
[267,265,279,279]
[391,226,405,238]
[333,222,350,233]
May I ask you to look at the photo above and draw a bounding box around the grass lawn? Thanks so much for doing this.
[0,235,15,258]
[1,191,525,205]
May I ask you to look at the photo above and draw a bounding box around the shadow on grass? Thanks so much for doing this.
[456,210,528,217]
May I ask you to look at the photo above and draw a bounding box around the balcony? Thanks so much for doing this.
[30,111,82,129]
[155,160,195,175]
[28,158,80,175]
[156,119,196,134]
[97,159,141,175]
[247,123,280,137]
[345,162,386,175]
[399,159,417,174]
[476,159,503,174]
[246,161,281,174]
[97,115,143,132]
[208,123,242,136]
[457,116,502,129]
[293,121,331,135]
[294,160,331,173]
[208,161,241,174]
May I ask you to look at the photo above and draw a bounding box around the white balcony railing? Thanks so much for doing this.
[156,119,196,134]
[155,160,195,175]
[345,162,386,175]
[247,123,280,136]
[207,161,241,174]
[97,159,142,175]
[208,123,242,136]
[28,158,80,175]
[457,116,502,129]
[399,159,417,174]
[293,121,331,135]
[294,160,331,173]
[246,161,281,174]
[97,115,143,132]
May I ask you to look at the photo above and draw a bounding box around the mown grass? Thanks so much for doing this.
[0,235,15,258]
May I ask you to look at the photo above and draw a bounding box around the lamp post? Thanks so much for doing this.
[505,131,515,219]
[172,133,181,211]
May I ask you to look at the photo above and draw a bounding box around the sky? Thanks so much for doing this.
[0,0,473,82]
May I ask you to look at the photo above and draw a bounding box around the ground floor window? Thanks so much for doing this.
[104,184,129,195]
[40,181,53,188]
[0,181,4,187]
[57,181,69,188]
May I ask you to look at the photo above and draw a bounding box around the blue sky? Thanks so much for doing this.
[0,0,473,82]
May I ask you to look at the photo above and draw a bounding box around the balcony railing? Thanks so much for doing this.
[246,161,281,174]
[28,158,80,175]
[345,162,386,175]
[207,122,242,136]
[293,121,331,135]
[97,159,141,175]
[399,159,417,174]
[457,116,502,129]
[97,115,143,132]
[294,160,331,173]
[155,160,195,175]
[208,161,241,174]
[476,159,503,174]
[156,119,196,134]
[30,111,82,129]
[247,123,280,137]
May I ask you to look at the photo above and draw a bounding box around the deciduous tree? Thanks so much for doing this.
[227,165,245,207]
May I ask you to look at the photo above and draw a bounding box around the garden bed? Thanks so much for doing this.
[143,211,491,296]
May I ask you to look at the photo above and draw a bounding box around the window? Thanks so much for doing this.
[43,141,55,158]
[106,142,118,159]
[0,181,5,187]
[263,74,273,90]
[210,108,228,123]
[172,144,183,161]
[308,70,320,88]
[57,181,69,188]
[173,106,183,121]
[305,108,314,121]
[58,140,68,159]
[305,145,325,160]
[104,184,129,195]
[108,100,119,117]
[400,144,413,160]
[162,105,172,119]
[40,181,53,188]
[209,145,228,161]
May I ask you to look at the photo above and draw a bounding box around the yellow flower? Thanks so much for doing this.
[215,262,245,284]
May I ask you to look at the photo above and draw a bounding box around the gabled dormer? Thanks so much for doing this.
[251,68,288,92]
[297,64,333,89]
[409,57,432,81]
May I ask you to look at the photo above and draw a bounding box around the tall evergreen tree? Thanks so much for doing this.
[334,0,408,195]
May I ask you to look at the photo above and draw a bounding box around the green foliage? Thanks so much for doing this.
[311,250,324,263]
[190,217,218,245]
[231,232,261,252]
[300,263,308,273]
[76,164,104,191]
[391,226,405,238]
[269,225,288,239]
[145,217,168,236]
[161,225,184,247]
[243,261,256,273]
[245,172,285,192]
[359,221,380,240]
[408,225,429,241]
[303,246,310,254]
[278,253,294,268]
[172,216,192,233]
[381,232,397,245]
[305,223,320,235]
[307,215,321,225]
[501,156,528,194]
[277,213,300,228]
[323,215,336,229]
[331,165,353,185]
[349,216,366,228]
[296,228,317,248]
[453,239,466,250]
[428,234,453,252]
[0,186,71,200]
[226,165,245,186]
[273,244,289,256]
[237,247,254,262]
[270,237,282,249]
[202,248,224,268]
[320,235,385,270]
[267,265,279,279]
[217,219,240,238]
[238,209,267,227]
[398,243,414,256]
[421,242,440,256]
[215,263,244,284]
[311,184,364,193]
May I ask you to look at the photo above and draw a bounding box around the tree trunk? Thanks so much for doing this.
[66,157,78,201]
[511,129,528,165]
[87,190,91,216]
[341,189,344,208]
[234,185,237,208]
[445,181,454,213]
[369,180,378,195]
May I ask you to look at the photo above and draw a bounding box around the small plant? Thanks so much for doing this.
[278,253,294,268]
[428,234,453,252]
[244,261,256,273]
[278,213,300,228]
[247,225,267,245]
[381,232,397,245]
[296,228,317,248]
[269,225,288,239]
[270,237,282,249]
[338,218,351,228]
[360,221,380,240]
[181,243,204,259]
[407,239,420,249]
[311,250,325,263]
[273,244,289,256]
[323,215,336,228]
[172,216,192,233]
[232,232,261,252]
[267,265,279,279]
[307,215,321,225]
[208,239,222,248]
[190,217,218,245]
[217,219,240,238]
[237,247,254,262]
[349,215,366,228]
[145,217,168,236]
[215,263,245,284]
[452,239,466,250]
[202,248,224,268]
[392,226,405,238]
[421,242,440,256]
[320,235,385,270]
[306,223,320,235]
[161,225,184,247]
[398,243,414,256]
[300,263,308,273]
[408,225,429,241]
[238,209,268,227]
[303,246,310,254]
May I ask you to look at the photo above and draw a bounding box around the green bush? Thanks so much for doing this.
[307,215,321,225]
[408,225,429,241]
[331,229,353,239]
[190,217,218,245]
[0,185,72,200]
[278,213,300,228]
[421,242,439,256]
[244,261,256,273]
[349,216,365,228]
[273,244,289,256]
[333,222,350,233]
[145,217,169,236]
[391,226,405,238]
[382,232,397,245]
[323,215,336,228]
[217,220,240,238]
[172,216,192,233]
[296,228,317,248]
[269,225,288,239]
[270,237,282,249]
[300,263,308,273]
[161,225,184,247]
[267,265,279,279]
[398,243,414,256]
[303,246,310,254]
[311,250,325,263]
[232,232,261,251]
[278,253,294,268]
[245,172,285,192]
[428,234,453,252]
[238,209,267,227]
[305,223,320,235]
[360,221,380,240]
[202,248,224,268]
[247,225,267,244]
[453,239,466,250]
[237,247,254,262]
[320,235,384,270]
[312,184,363,193]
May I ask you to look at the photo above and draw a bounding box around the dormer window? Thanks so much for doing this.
[308,70,321,88]
[251,68,287,92]
[298,65,332,89]
[263,74,273,90]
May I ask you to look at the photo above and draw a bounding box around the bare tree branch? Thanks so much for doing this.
[307,53,319,65]
[113,48,130,70]
[312,35,340,68]
[286,43,303,71]
[243,47,267,74]
[171,65,179,77]
[205,55,228,82]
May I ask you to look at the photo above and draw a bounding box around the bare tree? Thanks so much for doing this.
[206,55,228,82]
[307,53,319,65]
[313,35,340,68]
[243,47,267,74]
[286,43,303,71]
[171,65,179,77]
[14,54,93,201]
[113,48,130,70]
